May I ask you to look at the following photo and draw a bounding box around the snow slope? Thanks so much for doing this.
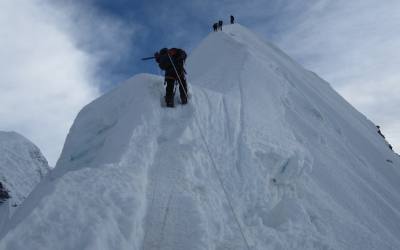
[1,24,400,250]
[0,131,50,231]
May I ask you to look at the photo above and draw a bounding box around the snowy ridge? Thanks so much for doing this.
[0,131,50,233]
[1,24,400,250]
[0,131,49,206]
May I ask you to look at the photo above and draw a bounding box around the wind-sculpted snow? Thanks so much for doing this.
[1,24,400,250]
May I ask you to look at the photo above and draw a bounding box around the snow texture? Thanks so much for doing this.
[1,24,400,250]
[0,131,50,232]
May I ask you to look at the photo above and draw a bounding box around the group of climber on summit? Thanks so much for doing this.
[145,15,235,108]
[213,15,235,31]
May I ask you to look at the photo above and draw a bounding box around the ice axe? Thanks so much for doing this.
[141,56,156,61]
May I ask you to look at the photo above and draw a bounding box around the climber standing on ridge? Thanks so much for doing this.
[230,15,235,24]
[154,48,188,108]
[213,22,218,32]
[218,20,223,30]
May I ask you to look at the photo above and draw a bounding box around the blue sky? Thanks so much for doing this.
[50,0,324,90]
[1,0,399,164]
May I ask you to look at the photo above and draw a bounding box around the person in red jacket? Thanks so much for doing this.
[154,48,188,107]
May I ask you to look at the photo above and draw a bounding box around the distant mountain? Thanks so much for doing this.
[1,24,400,250]
[0,131,50,207]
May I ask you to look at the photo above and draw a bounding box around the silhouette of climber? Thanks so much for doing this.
[218,20,223,31]
[154,48,188,107]
[213,22,218,32]
[230,15,235,24]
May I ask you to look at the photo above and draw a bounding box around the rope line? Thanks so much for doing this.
[167,54,189,99]
[193,119,252,250]
[168,54,251,250]
[157,192,173,250]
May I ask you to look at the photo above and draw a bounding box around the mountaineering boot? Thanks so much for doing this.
[165,96,174,108]
[166,101,174,108]
[180,95,187,105]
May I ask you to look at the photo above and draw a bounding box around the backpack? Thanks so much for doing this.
[157,48,171,70]
[170,48,187,71]
[157,48,187,71]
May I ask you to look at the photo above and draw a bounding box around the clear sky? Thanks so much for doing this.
[1,0,399,165]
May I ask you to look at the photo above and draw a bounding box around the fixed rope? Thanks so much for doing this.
[168,55,252,250]
[193,120,252,250]
[167,54,189,100]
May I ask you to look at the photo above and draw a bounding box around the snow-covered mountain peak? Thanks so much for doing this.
[0,131,50,206]
[1,25,400,250]
[189,24,301,92]
[0,131,50,233]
